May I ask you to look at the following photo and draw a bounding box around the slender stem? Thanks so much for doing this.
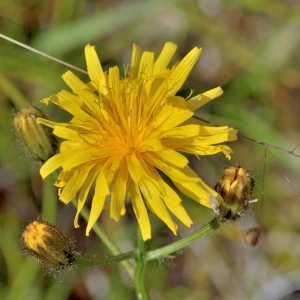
[71,200,135,280]
[260,146,267,223]
[134,225,150,300]
[0,34,88,75]
[146,218,226,261]
[266,146,300,200]
[73,251,137,267]
[41,174,58,223]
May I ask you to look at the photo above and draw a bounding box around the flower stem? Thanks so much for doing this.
[146,217,226,261]
[71,199,135,280]
[73,251,137,267]
[42,173,58,223]
[134,225,150,300]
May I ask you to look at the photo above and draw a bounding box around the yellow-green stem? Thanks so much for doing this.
[71,200,135,280]
[134,224,150,300]
[74,251,137,267]
[146,217,226,261]
[41,173,58,223]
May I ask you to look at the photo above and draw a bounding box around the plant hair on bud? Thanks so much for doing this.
[215,166,255,220]
[13,106,57,162]
[21,219,81,277]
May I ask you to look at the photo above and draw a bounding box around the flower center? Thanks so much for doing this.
[129,146,136,152]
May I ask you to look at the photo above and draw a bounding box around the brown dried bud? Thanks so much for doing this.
[215,167,255,220]
[21,220,80,274]
[244,227,262,247]
[13,107,57,162]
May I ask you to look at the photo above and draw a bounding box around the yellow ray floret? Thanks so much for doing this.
[38,42,237,240]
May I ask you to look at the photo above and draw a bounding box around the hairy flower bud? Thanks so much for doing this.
[215,167,255,220]
[244,227,262,246]
[13,107,57,162]
[21,220,80,274]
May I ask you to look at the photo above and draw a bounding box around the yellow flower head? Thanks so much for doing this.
[38,42,237,240]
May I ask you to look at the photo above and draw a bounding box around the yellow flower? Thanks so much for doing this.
[38,42,237,240]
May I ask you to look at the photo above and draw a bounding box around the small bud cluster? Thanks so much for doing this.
[21,220,80,275]
[13,107,57,162]
[215,166,255,220]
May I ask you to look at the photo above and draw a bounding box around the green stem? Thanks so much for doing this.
[71,199,135,280]
[41,173,58,223]
[0,71,28,109]
[73,251,137,267]
[146,217,226,261]
[134,225,150,300]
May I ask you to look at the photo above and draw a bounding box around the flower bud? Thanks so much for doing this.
[21,220,80,274]
[244,227,262,246]
[215,167,254,220]
[13,107,57,162]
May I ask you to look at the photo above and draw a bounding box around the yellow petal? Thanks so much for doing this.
[147,166,182,207]
[110,163,128,221]
[86,192,106,236]
[85,44,107,95]
[97,159,113,197]
[75,164,101,228]
[139,139,163,152]
[193,144,234,159]
[69,117,84,125]
[166,47,202,97]
[139,180,177,235]
[37,118,67,129]
[172,165,223,207]
[53,126,83,143]
[161,124,200,138]
[171,61,180,71]
[60,166,92,204]
[146,78,168,112]
[136,153,162,183]
[62,71,89,92]
[109,66,121,101]
[62,147,99,171]
[126,152,143,182]
[138,51,154,79]
[40,145,85,179]
[48,94,93,123]
[165,96,187,109]
[163,201,192,227]
[153,42,177,75]
[186,87,223,111]
[157,150,189,168]
[155,106,194,131]
[85,159,115,235]
[143,153,199,183]
[130,44,142,79]
[194,129,238,145]
[128,182,151,240]
[75,90,100,113]
[60,141,80,152]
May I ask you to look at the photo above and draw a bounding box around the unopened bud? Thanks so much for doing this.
[215,167,255,220]
[13,107,57,162]
[21,220,80,274]
[244,227,262,246]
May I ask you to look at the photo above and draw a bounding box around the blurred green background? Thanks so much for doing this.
[1,0,300,299]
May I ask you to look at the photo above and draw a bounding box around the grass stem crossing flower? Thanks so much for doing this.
[38,42,237,240]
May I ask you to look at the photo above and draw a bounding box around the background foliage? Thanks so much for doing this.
[0,0,300,299]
